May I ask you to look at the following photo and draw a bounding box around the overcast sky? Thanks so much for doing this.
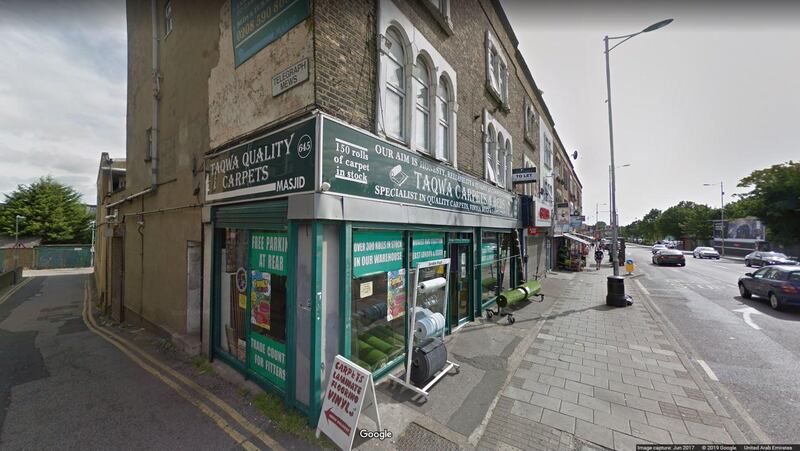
[1,1,798,224]
[503,0,800,225]
[0,0,126,205]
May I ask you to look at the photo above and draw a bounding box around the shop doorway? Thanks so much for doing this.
[448,240,472,329]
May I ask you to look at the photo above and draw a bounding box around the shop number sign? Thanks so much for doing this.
[316,356,381,451]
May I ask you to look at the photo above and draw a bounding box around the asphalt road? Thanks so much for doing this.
[0,274,278,450]
[627,245,800,444]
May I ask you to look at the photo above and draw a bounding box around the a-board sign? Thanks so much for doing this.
[512,167,537,184]
[316,356,381,450]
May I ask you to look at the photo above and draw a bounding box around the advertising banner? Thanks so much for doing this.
[250,270,272,330]
[248,333,287,390]
[206,117,316,202]
[249,232,288,276]
[321,118,517,219]
[231,0,310,67]
[352,230,404,277]
[386,269,406,321]
[411,232,445,267]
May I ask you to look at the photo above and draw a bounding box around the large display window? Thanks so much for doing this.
[216,227,288,392]
[480,231,514,305]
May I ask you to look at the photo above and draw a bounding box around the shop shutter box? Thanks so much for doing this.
[214,200,289,230]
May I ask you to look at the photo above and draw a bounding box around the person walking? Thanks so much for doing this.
[594,247,604,270]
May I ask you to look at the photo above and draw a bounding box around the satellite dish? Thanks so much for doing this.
[572,150,579,160]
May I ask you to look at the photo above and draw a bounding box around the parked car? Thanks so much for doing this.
[652,249,686,266]
[651,244,667,255]
[738,266,800,310]
[744,251,799,267]
[693,247,720,259]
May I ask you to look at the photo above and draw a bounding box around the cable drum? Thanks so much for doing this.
[410,337,447,386]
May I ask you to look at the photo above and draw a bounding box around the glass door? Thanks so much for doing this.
[449,240,472,328]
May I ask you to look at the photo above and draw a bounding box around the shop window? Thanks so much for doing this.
[216,228,288,391]
[350,230,406,373]
[480,232,513,304]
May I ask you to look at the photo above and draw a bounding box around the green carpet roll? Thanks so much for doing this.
[357,339,374,353]
[517,280,542,296]
[360,348,388,367]
[365,336,394,354]
[481,277,497,289]
[497,287,528,308]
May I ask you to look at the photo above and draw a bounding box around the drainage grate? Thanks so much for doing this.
[395,422,459,451]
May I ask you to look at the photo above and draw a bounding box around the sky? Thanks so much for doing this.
[0,1,798,222]
[503,0,800,225]
[0,0,126,205]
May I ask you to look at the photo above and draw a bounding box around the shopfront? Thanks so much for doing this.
[205,113,519,423]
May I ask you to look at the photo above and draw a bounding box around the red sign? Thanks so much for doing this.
[527,226,538,236]
[539,208,550,220]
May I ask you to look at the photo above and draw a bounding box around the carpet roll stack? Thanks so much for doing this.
[414,312,445,340]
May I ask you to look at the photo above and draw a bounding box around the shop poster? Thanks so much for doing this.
[248,333,287,390]
[250,270,272,330]
[386,269,405,321]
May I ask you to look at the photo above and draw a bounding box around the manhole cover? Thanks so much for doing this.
[395,422,458,451]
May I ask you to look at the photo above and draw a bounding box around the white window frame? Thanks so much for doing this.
[485,30,509,107]
[376,0,458,165]
[436,76,452,162]
[424,0,453,34]
[483,109,513,190]
[413,57,432,153]
[381,27,407,143]
[164,0,173,37]
[523,155,536,197]
[524,99,537,145]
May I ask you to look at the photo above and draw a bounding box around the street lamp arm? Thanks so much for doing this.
[605,33,642,53]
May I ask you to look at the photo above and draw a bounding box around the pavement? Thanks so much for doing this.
[359,261,764,450]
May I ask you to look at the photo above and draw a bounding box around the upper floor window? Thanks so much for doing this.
[436,77,451,161]
[383,28,406,141]
[523,156,535,197]
[425,0,452,32]
[483,110,512,190]
[524,100,537,145]
[413,58,431,153]
[485,31,508,107]
[486,124,497,184]
[543,134,552,170]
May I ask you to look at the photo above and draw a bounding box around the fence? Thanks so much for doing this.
[0,245,91,272]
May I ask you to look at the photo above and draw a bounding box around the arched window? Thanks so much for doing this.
[486,124,496,183]
[384,28,405,140]
[413,57,431,152]
[496,132,505,187]
[436,76,450,161]
[504,138,512,189]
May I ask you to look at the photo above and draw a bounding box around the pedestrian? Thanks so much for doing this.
[594,247,604,270]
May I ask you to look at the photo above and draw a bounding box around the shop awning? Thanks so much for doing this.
[563,233,591,245]
[573,232,594,242]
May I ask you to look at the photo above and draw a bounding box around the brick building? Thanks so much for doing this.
[95,0,582,423]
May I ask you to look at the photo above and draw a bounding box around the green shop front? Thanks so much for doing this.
[206,113,520,424]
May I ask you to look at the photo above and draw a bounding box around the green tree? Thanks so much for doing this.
[0,176,93,243]
[638,209,661,242]
[737,161,800,245]
[679,204,715,241]
[595,221,607,230]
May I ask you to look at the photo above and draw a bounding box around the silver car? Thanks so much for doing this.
[693,246,720,259]
[652,244,667,255]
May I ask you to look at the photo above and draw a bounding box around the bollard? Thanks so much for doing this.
[625,258,634,275]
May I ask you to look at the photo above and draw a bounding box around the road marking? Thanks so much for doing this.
[696,359,719,381]
[82,283,285,451]
[733,307,763,330]
[0,277,33,305]
[634,279,650,296]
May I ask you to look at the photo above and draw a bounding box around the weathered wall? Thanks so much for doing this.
[208,0,315,149]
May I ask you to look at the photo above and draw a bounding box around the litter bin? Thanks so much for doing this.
[606,276,627,307]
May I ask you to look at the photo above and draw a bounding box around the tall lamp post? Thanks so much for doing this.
[703,181,725,257]
[595,202,608,226]
[604,18,672,305]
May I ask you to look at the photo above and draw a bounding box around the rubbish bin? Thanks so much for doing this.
[606,276,627,307]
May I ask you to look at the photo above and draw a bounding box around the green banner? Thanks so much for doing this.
[352,230,403,277]
[250,232,288,276]
[321,118,517,219]
[411,232,445,267]
[248,333,287,390]
[232,0,310,67]
[481,243,497,266]
[206,117,315,202]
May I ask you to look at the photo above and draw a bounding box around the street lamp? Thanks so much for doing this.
[89,220,97,267]
[596,203,608,226]
[703,181,725,257]
[604,18,672,306]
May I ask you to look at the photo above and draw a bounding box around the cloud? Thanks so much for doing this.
[0,0,126,204]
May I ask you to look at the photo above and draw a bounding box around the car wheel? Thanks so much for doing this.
[770,293,783,311]
[745,260,751,267]
[739,283,752,299]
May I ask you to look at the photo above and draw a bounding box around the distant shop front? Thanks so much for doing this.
[205,113,520,423]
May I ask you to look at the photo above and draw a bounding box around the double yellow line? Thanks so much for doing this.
[0,276,33,306]
[82,281,285,451]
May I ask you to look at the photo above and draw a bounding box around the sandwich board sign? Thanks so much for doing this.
[316,355,381,450]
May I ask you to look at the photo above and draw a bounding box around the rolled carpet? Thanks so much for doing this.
[496,287,528,308]
[360,348,388,367]
[516,280,542,296]
[365,335,394,354]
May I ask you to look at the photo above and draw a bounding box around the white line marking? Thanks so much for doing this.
[634,279,650,296]
[697,359,719,381]
[733,307,763,330]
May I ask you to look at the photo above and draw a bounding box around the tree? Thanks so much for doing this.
[0,176,93,244]
[638,209,661,242]
[737,161,800,245]
[595,221,607,231]
[679,204,715,241]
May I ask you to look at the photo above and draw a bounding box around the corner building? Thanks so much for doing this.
[108,0,581,423]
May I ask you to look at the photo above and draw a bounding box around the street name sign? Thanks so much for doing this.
[316,355,381,450]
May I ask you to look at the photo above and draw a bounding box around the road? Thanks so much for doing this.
[627,245,800,443]
[0,273,296,450]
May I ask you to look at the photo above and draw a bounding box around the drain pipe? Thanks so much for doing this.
[150,0,160,192]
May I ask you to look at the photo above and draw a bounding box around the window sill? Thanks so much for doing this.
[485,82,509,112]
[421,2,454,36]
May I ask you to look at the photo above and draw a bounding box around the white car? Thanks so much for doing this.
[693,246,720,259]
